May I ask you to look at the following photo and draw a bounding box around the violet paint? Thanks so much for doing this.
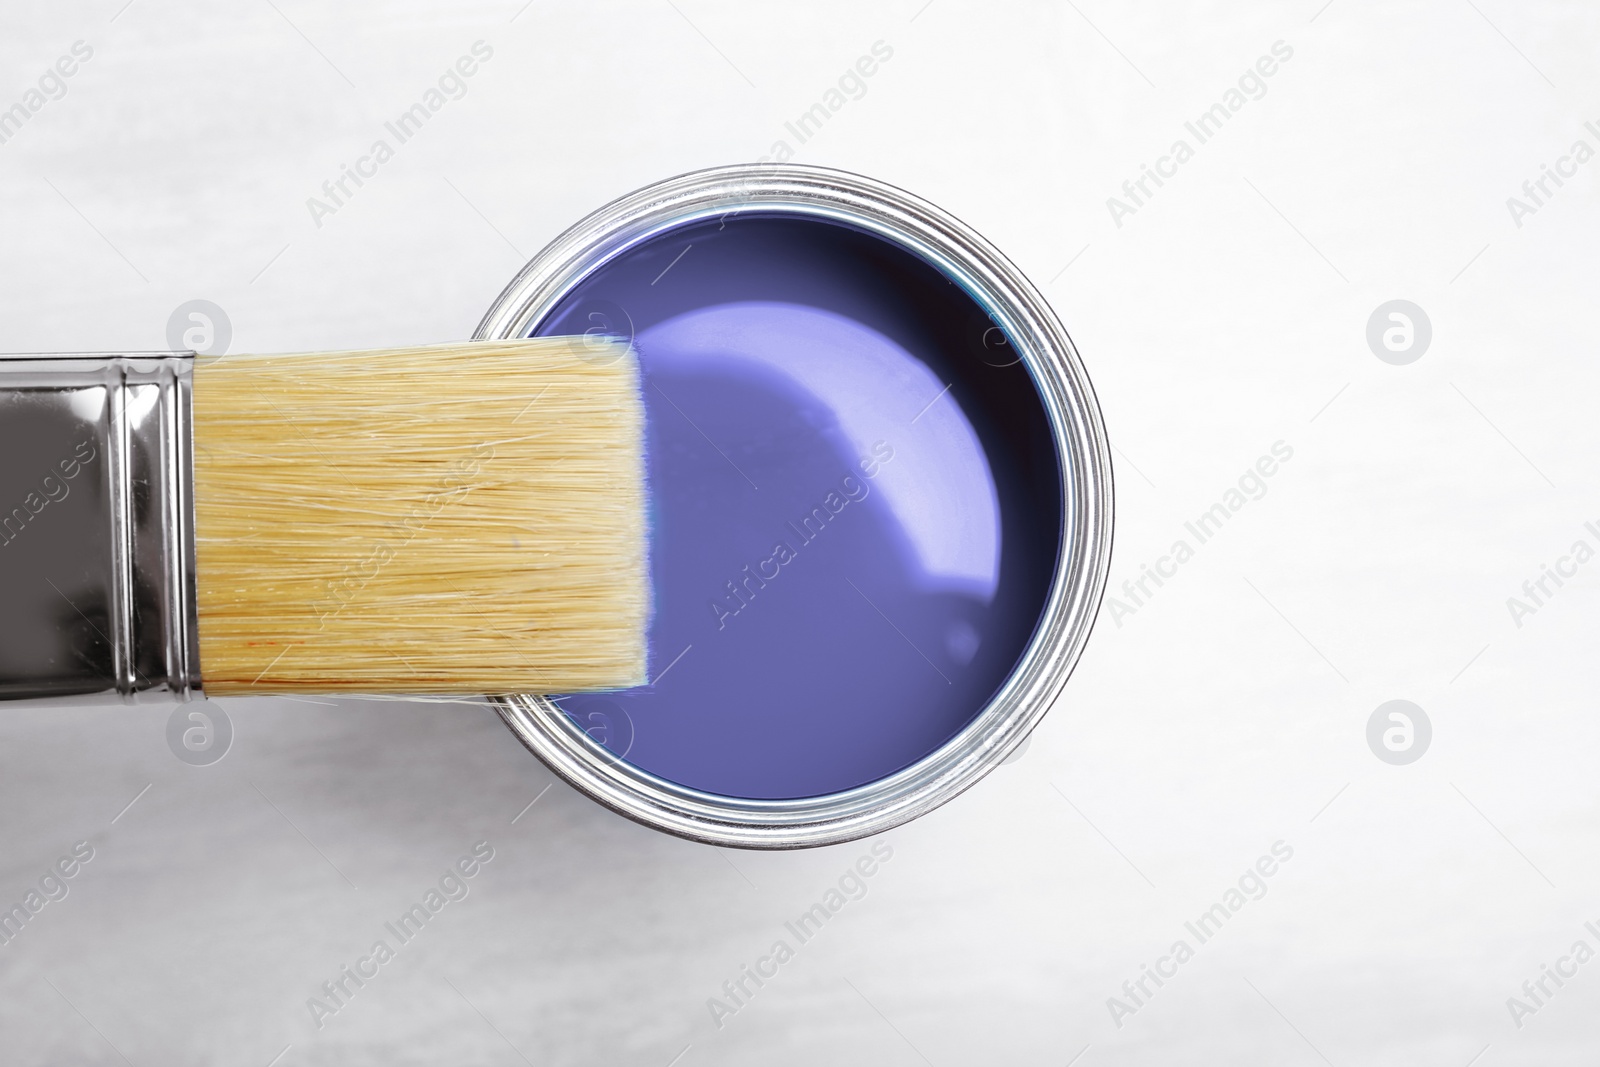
[536,215,1061,799]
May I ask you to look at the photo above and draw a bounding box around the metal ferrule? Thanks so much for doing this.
[0,353,201,702]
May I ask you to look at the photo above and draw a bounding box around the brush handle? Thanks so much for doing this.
[0,354,201,702]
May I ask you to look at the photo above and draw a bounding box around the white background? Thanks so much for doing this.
[2,1,1599,1064]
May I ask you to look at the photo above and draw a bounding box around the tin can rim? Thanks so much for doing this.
[476,163,1114,849]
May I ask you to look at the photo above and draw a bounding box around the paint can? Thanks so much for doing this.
[478,164,1112,848]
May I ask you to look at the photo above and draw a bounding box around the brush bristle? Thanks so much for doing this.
[191,338,649,695]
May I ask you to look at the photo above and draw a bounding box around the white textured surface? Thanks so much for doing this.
[2,2,1598,1064]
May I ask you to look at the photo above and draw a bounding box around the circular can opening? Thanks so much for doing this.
[478,165,1112,848]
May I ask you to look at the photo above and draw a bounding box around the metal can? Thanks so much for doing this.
[477,164,1113,848]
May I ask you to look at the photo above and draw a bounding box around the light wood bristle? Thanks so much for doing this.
[192,338,649,695]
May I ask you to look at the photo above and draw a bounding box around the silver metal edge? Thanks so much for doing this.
[477,164,1114,849]
[109,359,135,693]
[161,356,202,699]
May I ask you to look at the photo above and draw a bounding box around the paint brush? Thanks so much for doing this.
[0,338,648,700]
